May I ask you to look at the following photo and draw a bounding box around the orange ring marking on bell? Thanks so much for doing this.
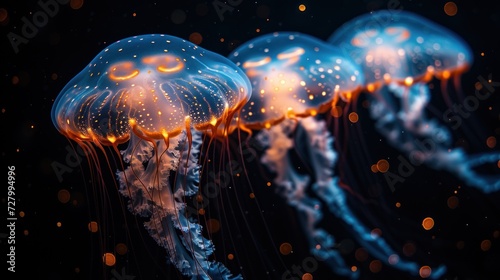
[108,62,140,81]
[243,57,271,69]
[142,55,185,73]
[157,59,184,73]
[277,47,305,60]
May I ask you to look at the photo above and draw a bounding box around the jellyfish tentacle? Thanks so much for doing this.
[257,119,357,279]
[50,34,251,279]
[371,83,500,193]
[436,148,500,193]
[369,84,452,160]
[391,83,452,145]
[117,131,242,280]
[328,10,499,193]
[295,117,447,279]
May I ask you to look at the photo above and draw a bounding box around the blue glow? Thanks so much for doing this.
[329,10,500,193]
[51,34,251,144]
[229,32,446,279]
[51,34,251,280]
[328,10,472,85]
[228,32,362,128]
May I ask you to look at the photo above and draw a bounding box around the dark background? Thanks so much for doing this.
[1,0,500,279]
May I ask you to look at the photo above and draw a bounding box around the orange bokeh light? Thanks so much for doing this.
[422,217,434,230]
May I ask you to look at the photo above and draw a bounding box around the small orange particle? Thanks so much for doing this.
[0,8,8,23]
[369,260,382,273]
[481,239,492,251]
[376,159,389,173]
[302,273,313,280]
[419,265,432,278]
[189,32,203,45]
[70,0,84,10]
[88,221,98,233]
[280,242,293,255]
[58,189,71,203]
[348,112,359,123]
[444,2,458,16]
[486,136,497,148]
[422,217,434,230]
[103,253,116,266]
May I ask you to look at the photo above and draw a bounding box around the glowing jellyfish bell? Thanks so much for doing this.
[51,34,251,279]
[228,32,445,279]
[230,33,361,129]
[329,10,472,91]
[329,10,500,192]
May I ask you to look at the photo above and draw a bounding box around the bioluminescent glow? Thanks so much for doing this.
[51,33,251,280]
[228,31,446,279]
[329,10,500,193]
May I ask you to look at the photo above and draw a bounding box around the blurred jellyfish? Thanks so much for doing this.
[228,32,445,279]
[328,10,500,192]
[51,34,251,279]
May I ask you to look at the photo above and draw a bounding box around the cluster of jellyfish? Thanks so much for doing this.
[51,10,499,280]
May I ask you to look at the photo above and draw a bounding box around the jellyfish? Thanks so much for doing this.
[227,32,446,279]
[328,10,500,192]
[51,34,251,279]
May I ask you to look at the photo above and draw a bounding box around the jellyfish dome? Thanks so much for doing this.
[228,32,445,279]
[52,34,250,145]
[229,32,362,130]
[329,9,472,90]
[329,10,500,193]
[51,34,251,279]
